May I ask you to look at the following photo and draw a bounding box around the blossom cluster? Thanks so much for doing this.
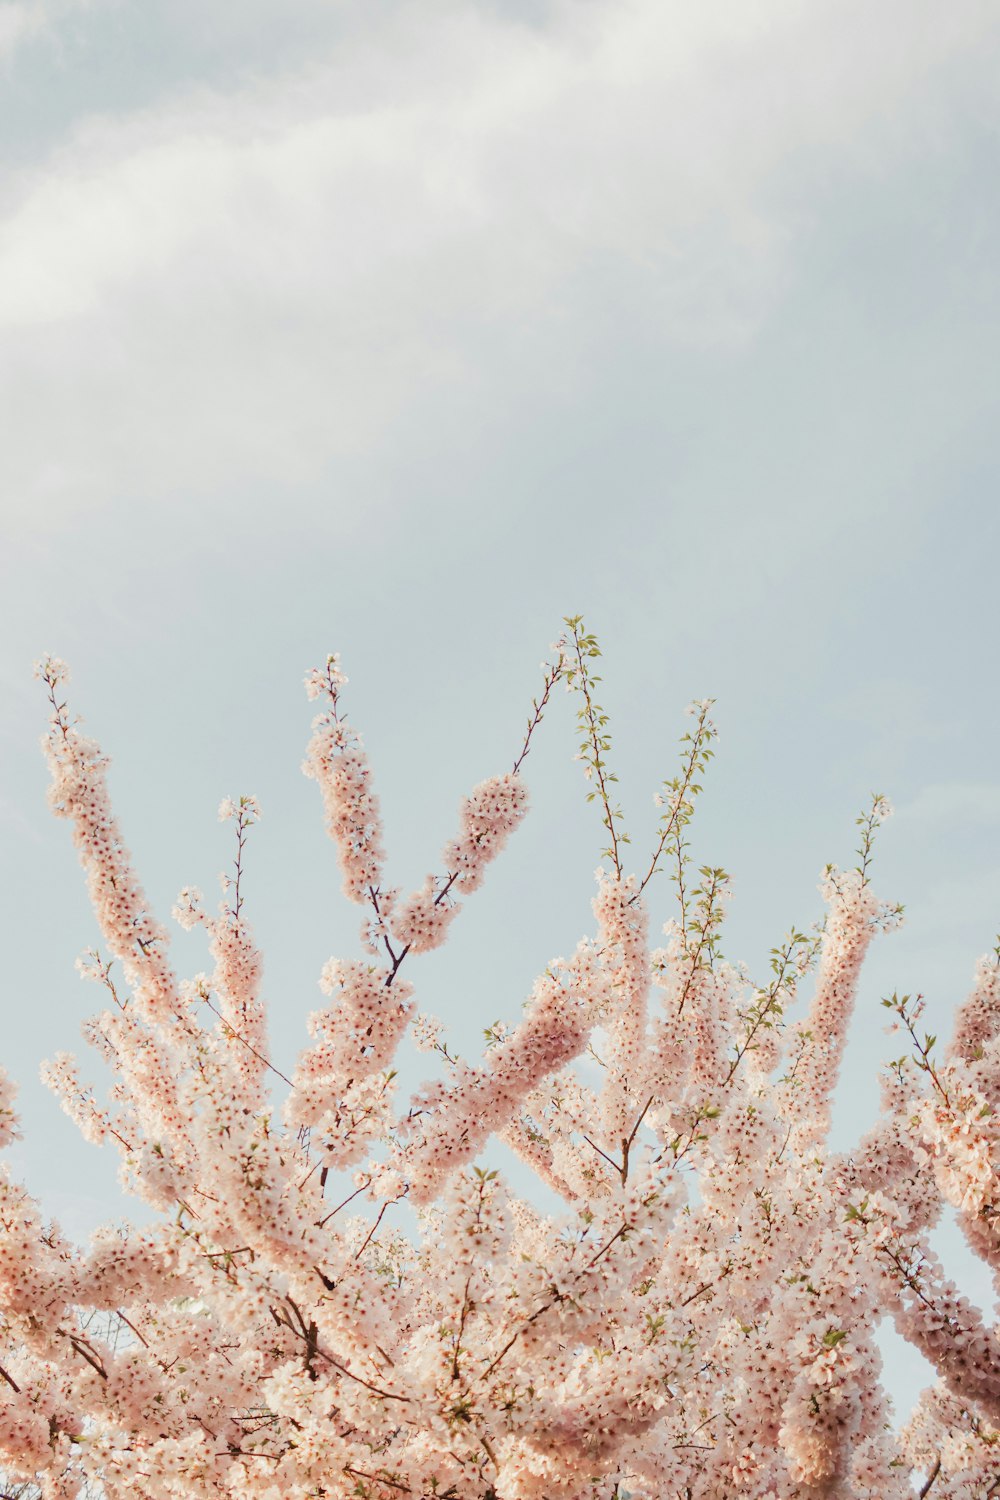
[301,654,385,903]
[3,640,997,1500]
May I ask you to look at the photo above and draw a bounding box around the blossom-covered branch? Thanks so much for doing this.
[3,633,997,1500]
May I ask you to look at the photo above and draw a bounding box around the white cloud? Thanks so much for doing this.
[0,0,998,524]
[0,2,44,59]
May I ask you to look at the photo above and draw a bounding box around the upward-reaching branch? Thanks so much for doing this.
[563,615,629,877]
[635,697,717,905]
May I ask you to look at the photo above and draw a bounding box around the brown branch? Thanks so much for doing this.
[620,1095,656,1184]
[512,656,563,776]
[582,1133,622,1176]
[115,1310,150,1349]
[477,1222,629,1384]
[317,1176,370,1229]
[271,1302,410,1405]
[344,1467,411,1494]
[353,1199,392,1262]
[918,1456,941,1498]
[200,992,293,1088]
[60,1329,108,1381]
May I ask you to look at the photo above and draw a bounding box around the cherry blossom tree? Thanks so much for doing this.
[2,620,998,1499]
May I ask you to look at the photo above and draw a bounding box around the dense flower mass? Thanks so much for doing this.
[3,635,997,1500]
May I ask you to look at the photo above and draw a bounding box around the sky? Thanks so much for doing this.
[1,0,999,1428]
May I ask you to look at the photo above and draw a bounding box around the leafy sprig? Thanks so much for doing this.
[725,927,820,1085]
[563,615,630,876]
[882,991,950,1104]
[638,698,718,909]
[855,792,893,888]
[674,865,732,1014]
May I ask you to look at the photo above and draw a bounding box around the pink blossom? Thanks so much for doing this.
[11,641,1000,1500]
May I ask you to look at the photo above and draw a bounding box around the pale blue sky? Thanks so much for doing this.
[1,0,999,1425]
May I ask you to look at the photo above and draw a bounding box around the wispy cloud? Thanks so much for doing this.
[0,2,45,60]
[1,0,997,528]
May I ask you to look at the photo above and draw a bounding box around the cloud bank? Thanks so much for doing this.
[1,0,998,524]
